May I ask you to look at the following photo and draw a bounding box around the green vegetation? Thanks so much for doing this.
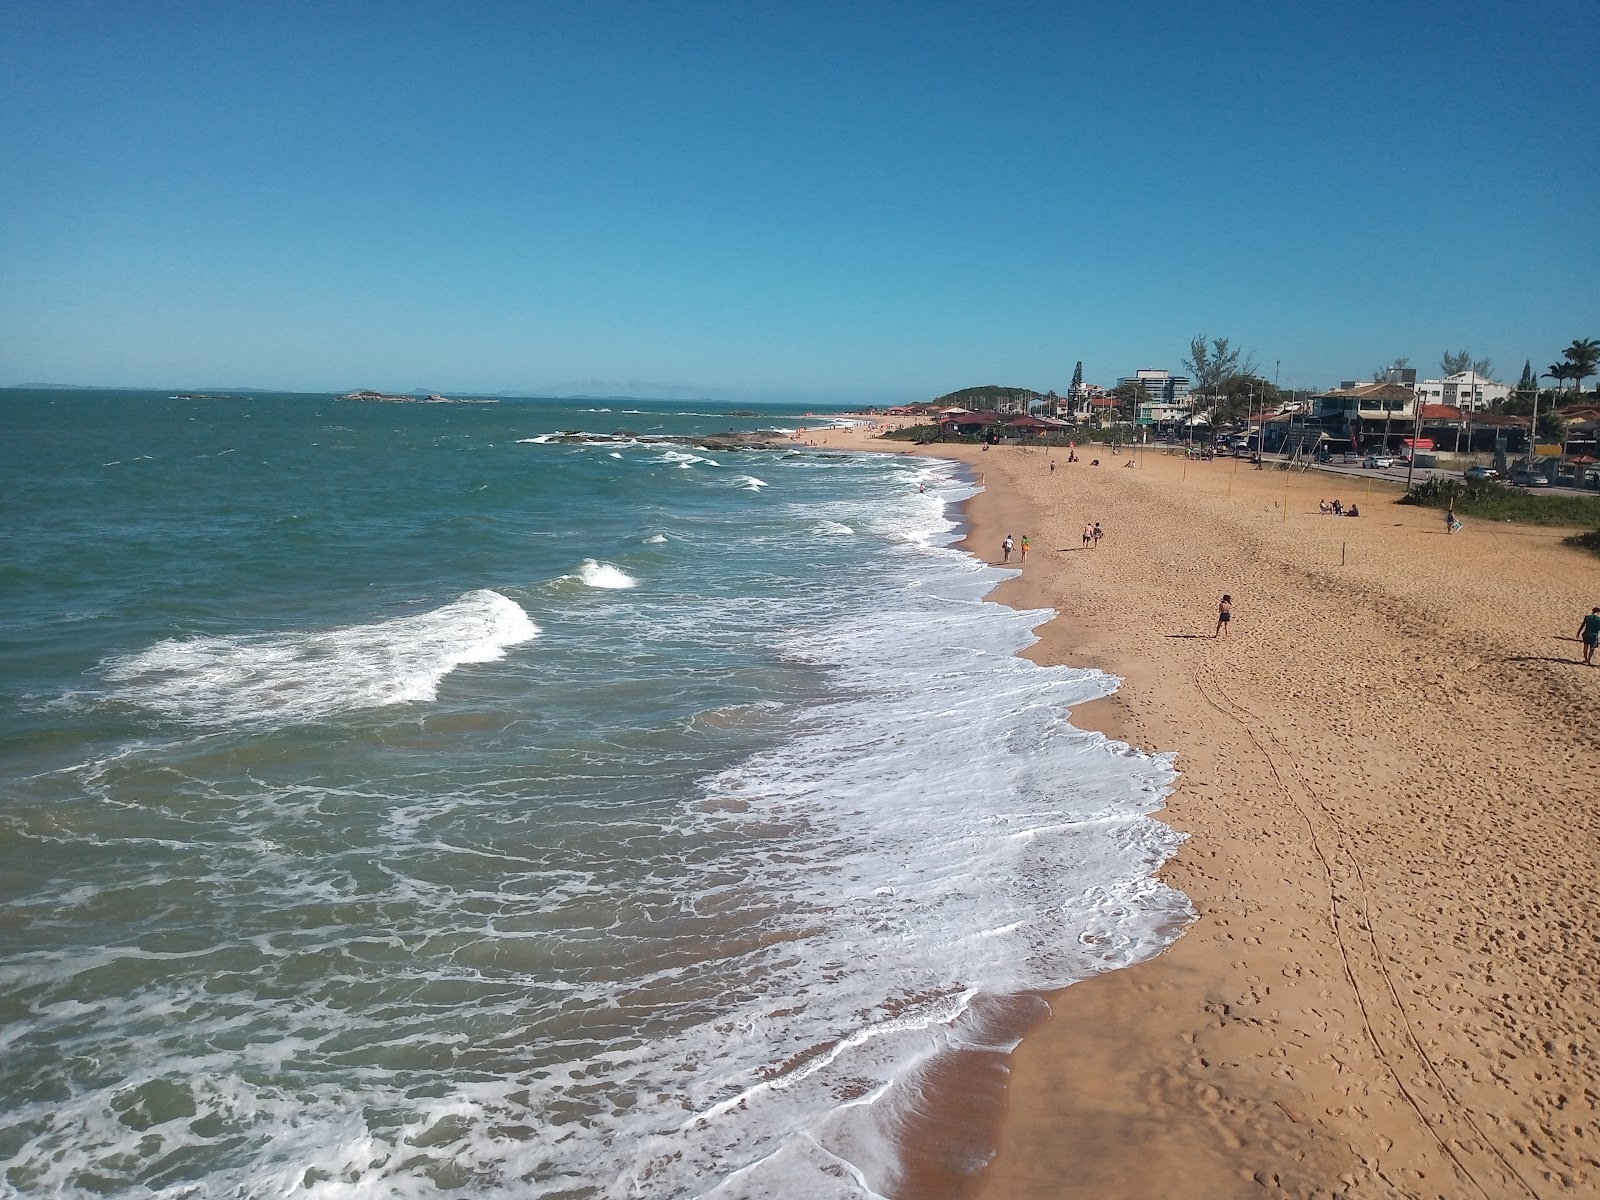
[880,423,941,442]
[1400,475,1600,527]
[1564,529,1600,556]
[933,385,1045,409]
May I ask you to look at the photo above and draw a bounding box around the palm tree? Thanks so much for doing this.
[1531,366,1568,465]
[1562,338,1600,399]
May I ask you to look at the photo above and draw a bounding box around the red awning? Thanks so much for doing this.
[1401,437,1434,450]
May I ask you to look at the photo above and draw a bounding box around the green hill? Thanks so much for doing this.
[935,385,1046,409]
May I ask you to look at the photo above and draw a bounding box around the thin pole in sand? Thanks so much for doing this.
[1341,541,1347,566]
[1283,490,1289,522]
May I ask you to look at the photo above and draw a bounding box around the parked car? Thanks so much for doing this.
[1463,465,1499,481]
[1510,468,1552,487]
[1341,451,1360,464]
[1361,455,1395,469]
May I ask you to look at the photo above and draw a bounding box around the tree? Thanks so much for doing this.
[1537,408,1568,444]
[1183,335,1256,401]
[1561,338,1600,398]
[1441,350,1492,377]
[1210,375,1281,429]
[1518,360,1536,391]
[1109,380,1141,427]
[1371,356,1410,383]
[1070,361,1083,396]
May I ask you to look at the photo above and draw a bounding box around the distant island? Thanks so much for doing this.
[336,390,497,404]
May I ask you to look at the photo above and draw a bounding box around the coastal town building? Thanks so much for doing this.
[1116,369,1193,407]
[1411,371,1511,413]
[1310,381,1416,448]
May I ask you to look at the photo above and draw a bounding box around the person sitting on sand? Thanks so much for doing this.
[1320,499,1332,514]
[1090,458,1100,466]
[1347,504,1359,517]
[1332,499,1343,515]
[1123,459,1136,467]
[1216,594,1232,638]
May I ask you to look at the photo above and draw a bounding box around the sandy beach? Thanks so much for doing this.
[812,417,1600,1198]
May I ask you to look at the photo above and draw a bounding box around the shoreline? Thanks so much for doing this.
[809,417,1600,1197]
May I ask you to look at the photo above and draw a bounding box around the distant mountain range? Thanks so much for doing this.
[7,382,267,392]
[5,381,725,403]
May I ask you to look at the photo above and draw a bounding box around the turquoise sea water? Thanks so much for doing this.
[0,391,1188,1198]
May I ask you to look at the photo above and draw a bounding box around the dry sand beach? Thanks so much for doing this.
[813,417,1600,1199]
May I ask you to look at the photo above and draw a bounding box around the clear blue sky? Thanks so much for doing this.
[3,0,1596,402]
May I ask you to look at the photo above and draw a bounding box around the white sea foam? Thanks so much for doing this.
[7,446,1187,1200]
[653,449,716,469]
[814,520,854,536]
[644,534,668,544]
[100,590,538,727]
[732,475,767,491]
[575,560,638,589]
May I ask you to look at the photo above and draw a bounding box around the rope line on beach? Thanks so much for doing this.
[1189,666,1538,1200]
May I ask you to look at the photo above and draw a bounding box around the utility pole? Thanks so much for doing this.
[1404,383,1426,493]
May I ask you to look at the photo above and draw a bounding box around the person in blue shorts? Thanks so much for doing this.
[1579,607,1600,666]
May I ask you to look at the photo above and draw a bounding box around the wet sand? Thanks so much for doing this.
[815,418,1600,1198]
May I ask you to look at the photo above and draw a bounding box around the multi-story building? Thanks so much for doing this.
[1117,369,1193,407]
[1411,371,1511,413]
[1308,382,1416,450]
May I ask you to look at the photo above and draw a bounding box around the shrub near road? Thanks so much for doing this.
[1401,475,1600,553]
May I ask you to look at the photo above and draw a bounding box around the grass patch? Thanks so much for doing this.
[1399,475,1600,527]
[1564,529,1600,556]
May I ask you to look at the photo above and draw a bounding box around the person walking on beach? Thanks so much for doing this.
[1092,521,1102,548]
[1020,535,1030,563]
[1082,522,1093,549]
[1001,534,1014,564]
[1216,594,1232,638]
[1580,607,1600,665]
[1446,504,1462,534]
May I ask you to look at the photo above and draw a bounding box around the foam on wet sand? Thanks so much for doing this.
[821,416,1600,1198]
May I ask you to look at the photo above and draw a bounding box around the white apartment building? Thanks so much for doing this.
[1411,371,1510,413]
[1117,368,1193,406]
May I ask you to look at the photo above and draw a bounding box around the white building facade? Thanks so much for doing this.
[1411,371,1510,413]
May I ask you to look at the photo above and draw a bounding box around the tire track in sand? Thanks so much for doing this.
[1190,661,1543,1200]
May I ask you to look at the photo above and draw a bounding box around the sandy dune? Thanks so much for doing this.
[816,420,1600,1199]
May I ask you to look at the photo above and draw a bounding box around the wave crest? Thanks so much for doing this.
[101,590,538,727]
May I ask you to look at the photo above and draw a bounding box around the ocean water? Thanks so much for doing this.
[0,391,1190,1199]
